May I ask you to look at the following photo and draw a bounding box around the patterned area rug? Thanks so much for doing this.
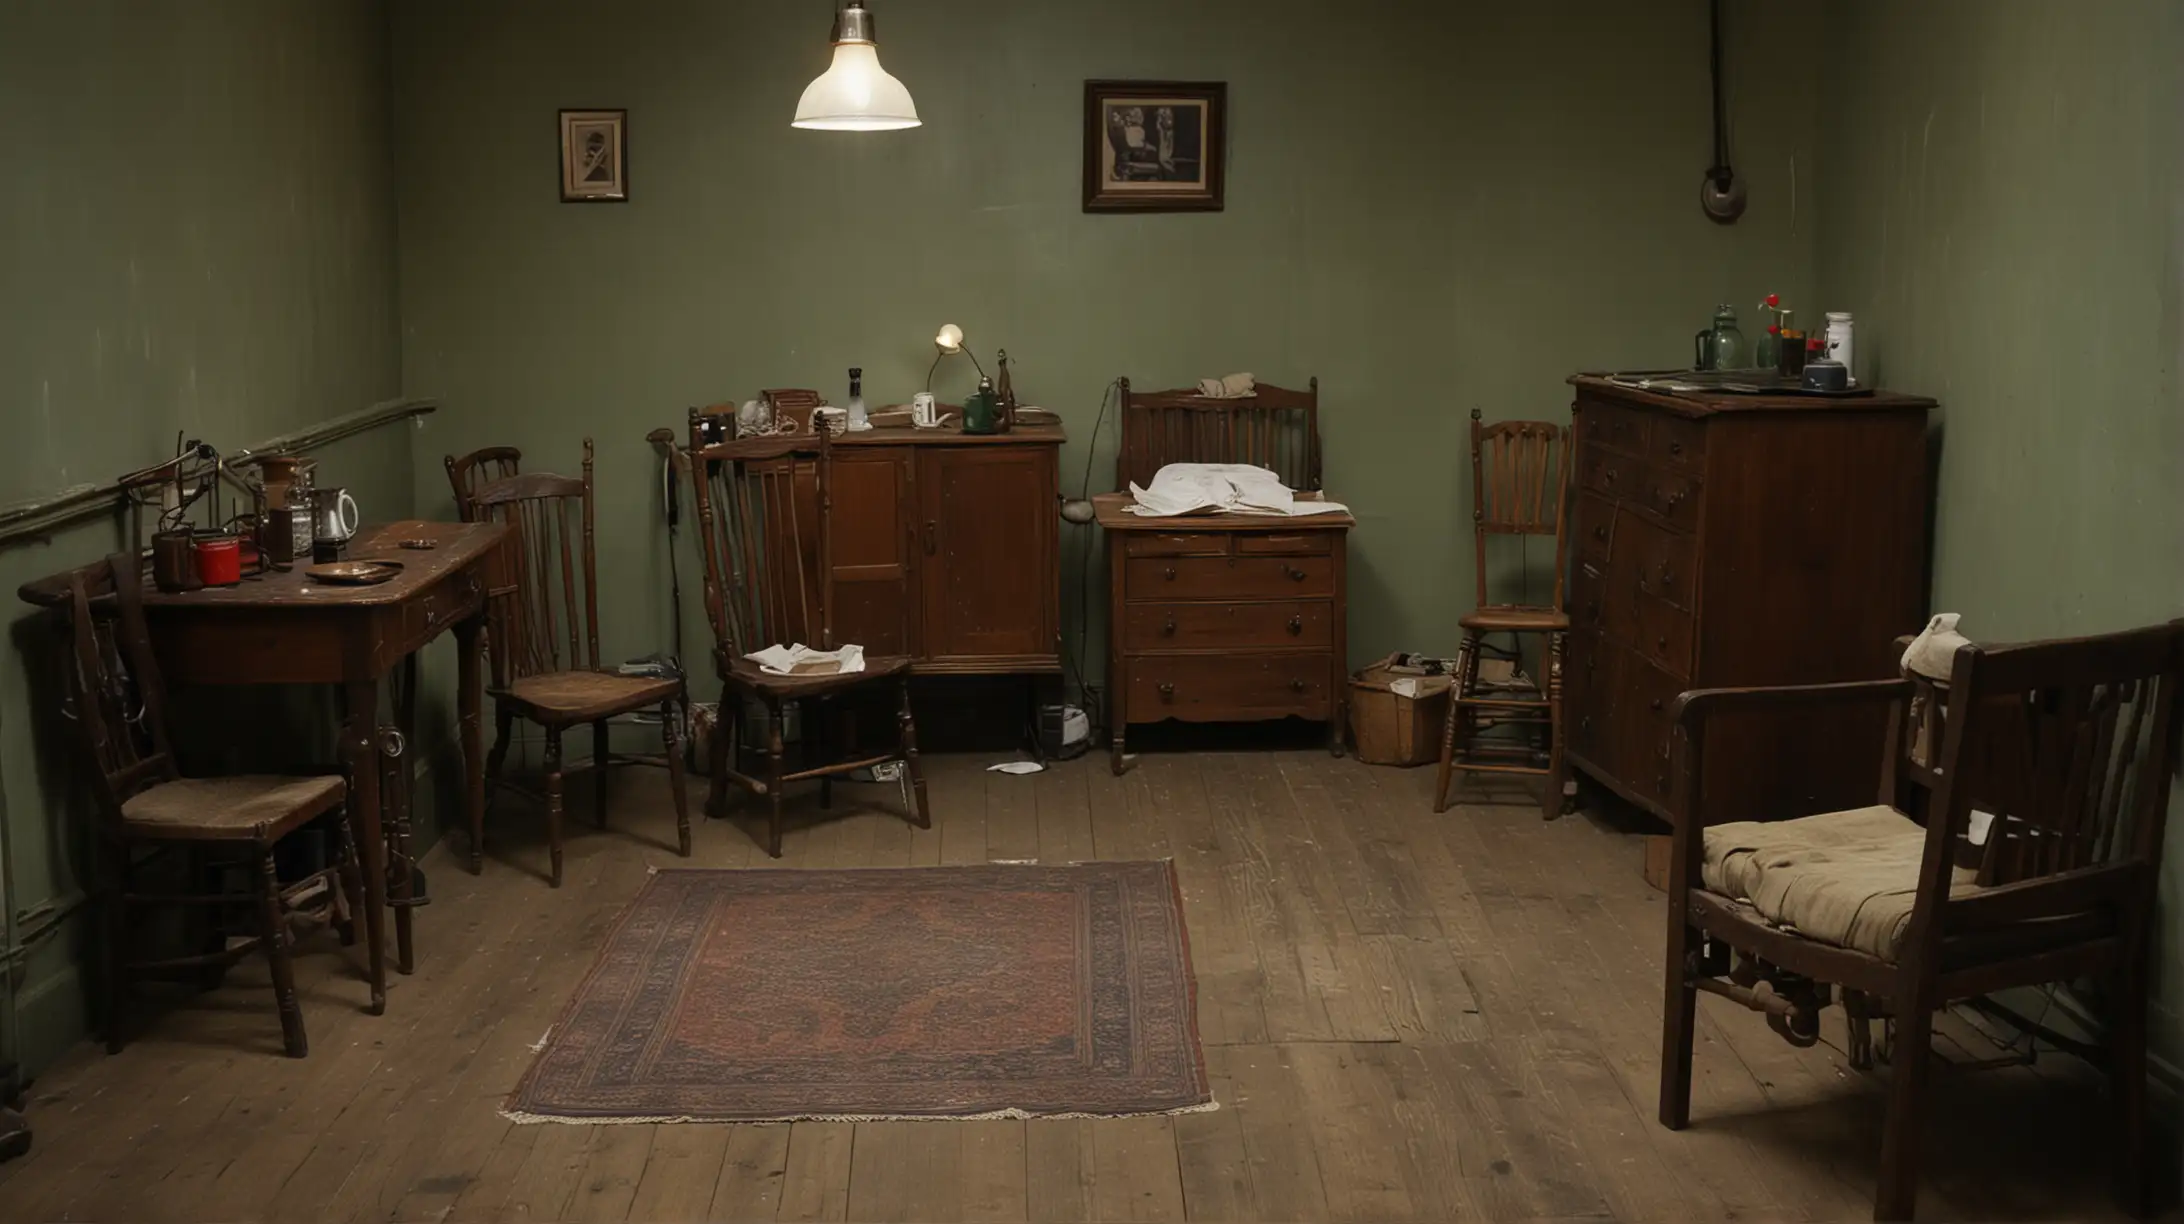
[505,862,1210,1123]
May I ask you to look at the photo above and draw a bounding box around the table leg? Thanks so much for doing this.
[456,614,486,875]
[391,653,419,975]
[345,676,386,1015]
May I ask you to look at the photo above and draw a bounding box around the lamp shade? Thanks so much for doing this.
[935,324,965,352]
[793,41,919,132]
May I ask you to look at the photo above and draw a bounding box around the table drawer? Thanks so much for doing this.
[1570,556,1613,636]
[398,569,484,651]
[1635,592,1694,676]
[1578,445,1644,501]
[1635,526,1697,611]
[1566,631,1619,766]
[1625,656,1688,805]
[1126,653,1332,723]
[1640,467,1703,532]
[1125,532,1230,558]
[1573,492,1616,569]
[1578,399,1650,456]
[1652,414,1706,471]
[1123,600,1331,651]
[1235,531,1333,556]
[1125,555,1333,600]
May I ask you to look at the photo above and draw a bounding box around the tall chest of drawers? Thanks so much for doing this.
[1095,494,1352,774]
[1564,376,1935,824]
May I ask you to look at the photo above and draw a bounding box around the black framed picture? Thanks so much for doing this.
[1082,81,1226,213]
[559,109,628,202]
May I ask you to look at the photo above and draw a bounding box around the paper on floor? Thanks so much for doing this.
[745,643,866,676]
[987,760,1046,775]
[1125,462,1349,518]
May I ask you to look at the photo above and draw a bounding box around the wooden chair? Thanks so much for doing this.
[56,554,366,1057]
[1115,377,1320,491]
[1659,622,2183,1221]
[444,446,522,522]
[468,440,691,887]
[685,419,930,858]
[1433,410,1571,818]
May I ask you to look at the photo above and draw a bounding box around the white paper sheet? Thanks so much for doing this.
[1125,463,1349,518]
[744,643,866,676]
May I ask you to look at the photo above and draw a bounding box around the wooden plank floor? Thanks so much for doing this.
[0,750,2154,1223]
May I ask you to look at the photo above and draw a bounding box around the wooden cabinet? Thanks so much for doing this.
[829,426,1061,675]
[1564,376,1935,824]
[1096,494,1352,774]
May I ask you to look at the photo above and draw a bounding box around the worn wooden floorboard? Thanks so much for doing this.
[0,751,2145,1223]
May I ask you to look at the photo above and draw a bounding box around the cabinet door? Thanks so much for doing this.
[917,446,1059,667]
[829,448,914,657]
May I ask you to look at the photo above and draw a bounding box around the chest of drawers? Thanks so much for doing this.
[1564,376,1935,824]
[1095,495,1352,774]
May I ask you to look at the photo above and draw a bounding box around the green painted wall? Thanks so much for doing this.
[391,0,1821,697]
[0,0,404,1072]
[1815,0,2184,1061]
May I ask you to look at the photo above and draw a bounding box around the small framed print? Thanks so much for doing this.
[560,109,627,202]
[1082,80,1226,213]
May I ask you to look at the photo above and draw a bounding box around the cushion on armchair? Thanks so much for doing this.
[1700,805,1981,961]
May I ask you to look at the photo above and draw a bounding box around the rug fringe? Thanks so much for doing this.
[500,1098,1218,1126]
[528,1026,554,1052]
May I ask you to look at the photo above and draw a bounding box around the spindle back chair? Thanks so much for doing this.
[1660,621,2184,1221]
[57,554,362,1057]
[1115,378,1321,492]
[1434,410,1573,818]
[686,417,929,858]
[444,446,523,522]
[468,440,690,887]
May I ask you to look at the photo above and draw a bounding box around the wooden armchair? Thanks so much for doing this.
[1115,377,1320,491]
[685,419,929,858]
[1659,622,2182,1220]
[468,440,691,887]
[444,445,522,522]
[55,555,368,1057]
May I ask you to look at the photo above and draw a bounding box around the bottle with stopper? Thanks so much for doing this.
[846,367,868,431]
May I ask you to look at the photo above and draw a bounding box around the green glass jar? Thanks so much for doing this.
[962,379,1002,435]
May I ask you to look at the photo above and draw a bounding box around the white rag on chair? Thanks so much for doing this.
[744,643,866,676]
[1125,463,1348,518]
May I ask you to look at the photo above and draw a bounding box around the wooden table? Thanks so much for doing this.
[136,519,506,1013]
[1095,493,1354,773]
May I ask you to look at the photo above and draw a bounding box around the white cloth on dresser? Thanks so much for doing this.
[1125,463,1348,518]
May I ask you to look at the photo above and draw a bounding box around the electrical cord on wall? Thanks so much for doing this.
[1067,380,1121,733]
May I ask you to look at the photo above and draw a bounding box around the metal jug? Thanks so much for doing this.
[311,486,360,546]
[1693,304,1747,371]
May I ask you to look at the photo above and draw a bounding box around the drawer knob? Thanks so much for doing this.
[1287,616,1303,635]
[1604,469,1618,486]
[1659,488,1685,508]
[1660,564,1675,585]
[1668,440,1684,455]
[1592,525,1608,541]
[1657,636,1670,651]
[1162,617,1177,636]
[1157,682,1175,701]
[1285,566,1307,581]
[1289,678,1307,693]
[1650,697,1664,712]
[1163,566,1177,580]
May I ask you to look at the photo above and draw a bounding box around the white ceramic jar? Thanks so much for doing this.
[1824,312,1856,384]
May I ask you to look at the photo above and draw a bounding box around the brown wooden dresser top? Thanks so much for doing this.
[1570,375,1936,419]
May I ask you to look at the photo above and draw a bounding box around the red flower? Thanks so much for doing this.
[1767,324,1780,335]
[1765,293,1781,308]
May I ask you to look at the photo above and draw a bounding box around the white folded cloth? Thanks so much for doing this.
[745,643,865,676]
[1195,373,1257,398]
[1126,462,1349,518]
[1901,614,1970,681]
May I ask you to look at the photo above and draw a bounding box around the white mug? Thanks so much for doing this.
[912,392,939,428]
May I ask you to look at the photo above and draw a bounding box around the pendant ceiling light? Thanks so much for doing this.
[793,1,920,132]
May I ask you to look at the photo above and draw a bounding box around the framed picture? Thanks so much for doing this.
[559,109,628,202]
[1082,81,1226,213]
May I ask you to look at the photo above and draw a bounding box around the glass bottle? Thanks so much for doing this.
[846,366,868,431]
[1707,305,1747,370]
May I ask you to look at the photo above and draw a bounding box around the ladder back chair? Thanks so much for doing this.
[444,445,522,522]
[1115,377,1321,491]
[685,416,929,858]
[468,439,691,887]
[1660,621,2183,1221]
[57,554,366,1057]
[1434,409,1572,818]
